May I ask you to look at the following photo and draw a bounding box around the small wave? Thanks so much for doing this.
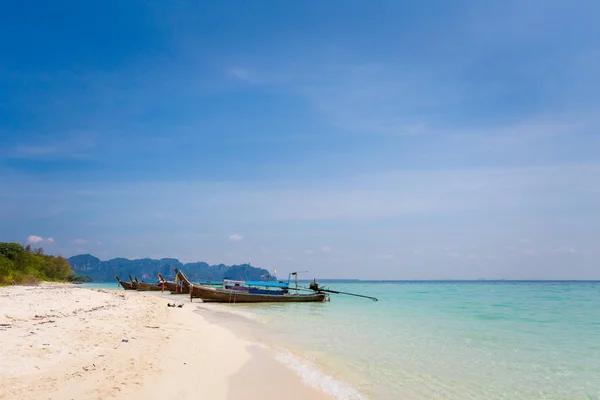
[270,346,366,400]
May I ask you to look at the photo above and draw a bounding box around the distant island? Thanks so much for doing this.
[69,254,274,282]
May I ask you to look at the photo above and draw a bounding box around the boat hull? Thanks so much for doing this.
[115,276,137,290]
[190,284,327,303]
[136,281,163,291]
[119,281,136,290]
[164,281,189,294]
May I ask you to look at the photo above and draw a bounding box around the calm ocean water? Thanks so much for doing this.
[85,281,600,399]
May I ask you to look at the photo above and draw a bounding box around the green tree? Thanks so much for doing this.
[0,242,74,284]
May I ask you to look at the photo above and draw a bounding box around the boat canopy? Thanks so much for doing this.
[200,281,224,285]
[244,281,289,288]
[224,279,245,285]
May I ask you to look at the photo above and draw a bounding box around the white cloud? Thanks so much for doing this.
[229,234,244,242]
[304,249,315,255]
[321,246,331,253]
[26,235,44,245]
[26,236,59,246]
[524,249,536,256]
[447,252,460,258]
[71,238,88,245]
[97,241,103,246]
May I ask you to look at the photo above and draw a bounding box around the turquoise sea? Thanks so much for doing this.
[85,281,600,399]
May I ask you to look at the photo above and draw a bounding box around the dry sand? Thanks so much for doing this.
[0,284,333,400]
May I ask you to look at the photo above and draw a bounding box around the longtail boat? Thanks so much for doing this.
[172,268,222,292]
[157,273,188,294]
[115,275,136,290]
[176,270,327,303]
[190,284,328,303]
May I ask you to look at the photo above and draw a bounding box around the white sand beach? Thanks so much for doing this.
[0,284,332,400]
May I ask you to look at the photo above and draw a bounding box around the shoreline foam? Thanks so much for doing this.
[193,302,367,400]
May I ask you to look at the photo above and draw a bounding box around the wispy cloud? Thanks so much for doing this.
[376,253,394,260]
[226,65,291,86]
[227,62,455,136]
[16,145,64,157]
[553,247,579,254]
[225,57,600,143]
[4,163,599,224]
[228,67,253,82]
[199,164,600,222]
[71,238,88,245]
[229,234,244,242]
[11,133,96,160]
[302,64,458,135]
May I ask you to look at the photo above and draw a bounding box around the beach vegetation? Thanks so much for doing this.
[0,242,74,285]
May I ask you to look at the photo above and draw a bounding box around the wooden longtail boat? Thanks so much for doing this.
[175,269,327,303]
[157,273,189,294]
[135,281,163,292]
[115,275,136,290]
[190,284,327,303]
[173,269,222,291]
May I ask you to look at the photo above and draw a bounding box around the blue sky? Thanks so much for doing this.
[1,0,599,279]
